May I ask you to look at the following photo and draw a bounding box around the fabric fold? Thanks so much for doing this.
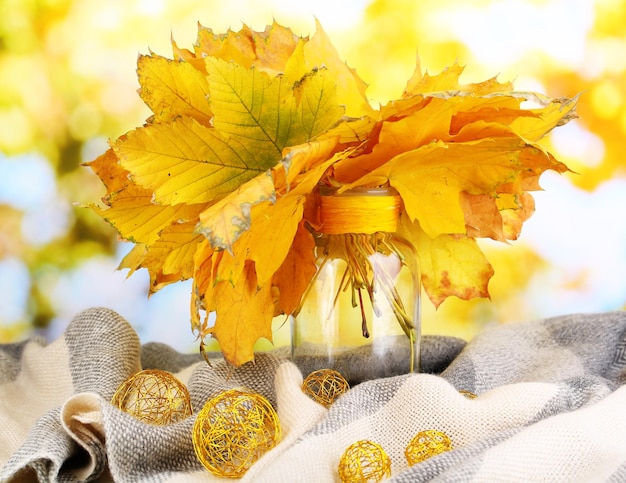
[59,393,107,482]
[1,308,625,482]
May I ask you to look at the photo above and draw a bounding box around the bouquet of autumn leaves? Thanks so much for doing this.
[87,21,576,366]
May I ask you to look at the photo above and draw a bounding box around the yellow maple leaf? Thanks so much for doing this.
[343,138,560,238]
[500,192,535,241]
[87,20,577,366]
[285,19,374,118]
[86,147,128,195]
[190,239,216,332]
[91,182,206,246]
[115,117,269,206]
[272,221,317,315]
[137,54,212,125]
[89,167,207,247]
[274,136,342,191]
[117,244,146,278]
[398,214,495,308]
[196,171,276,253]
[206,58,344,160]
[460,193,507,242]
[244,194,305,285]
[212,260,275,366]
[195,24,258,70]
[142,222,204,284]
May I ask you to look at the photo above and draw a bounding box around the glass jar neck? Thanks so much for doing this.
[316,186,401,235]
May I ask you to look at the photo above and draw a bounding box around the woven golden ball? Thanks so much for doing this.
[302,369,350,408]
[111,369,192,425]
[459,390,477,399]
[338,440,391,483]
[405,429,452,466]
[192,388,281,478]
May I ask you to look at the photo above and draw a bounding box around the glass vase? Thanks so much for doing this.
[291,186,421,381]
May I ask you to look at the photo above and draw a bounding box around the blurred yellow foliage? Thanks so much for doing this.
[0,0,624,345]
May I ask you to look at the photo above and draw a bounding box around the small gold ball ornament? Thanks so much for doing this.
[459,390,477,399]
[192,388,281,478]
[302,369,350,407]
[405,429,452,466]
[338,440,391,483]
[111,369,192,425]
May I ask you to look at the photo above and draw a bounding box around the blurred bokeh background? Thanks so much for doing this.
[1,0,625,352]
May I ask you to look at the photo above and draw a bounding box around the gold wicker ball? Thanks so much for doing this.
[459,390,477,399]
[405,429,452,466]
[111,369,192,425]
[192,388,281,478]
[302,369,350,408]
[338,440,391,483]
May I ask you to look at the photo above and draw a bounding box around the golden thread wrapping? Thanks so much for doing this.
[318,189,401,235]
[111,369,192,425]
[302,369,350,407]
[338,440,391,483]
[192,389,281,478]
[293,185,419,373]
[405,430,452,466]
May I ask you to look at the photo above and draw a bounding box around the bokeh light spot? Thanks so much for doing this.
[590,79,623,120]
[549,120,605,168]
[68,103,103,141]
[21,197,72,246]
[0,108,32,153]
[135,0,165,16]
[0,258,30,324]
[0,153,57,210]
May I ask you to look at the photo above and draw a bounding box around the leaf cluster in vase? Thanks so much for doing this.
[86,20,577,365]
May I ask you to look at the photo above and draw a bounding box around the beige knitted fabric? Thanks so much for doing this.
[1,308,626,482]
